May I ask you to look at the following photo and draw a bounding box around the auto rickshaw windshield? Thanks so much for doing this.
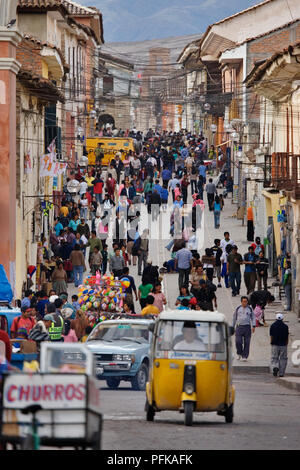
[156,321,226,354]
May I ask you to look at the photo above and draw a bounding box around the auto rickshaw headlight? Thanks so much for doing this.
[184,383,194,395]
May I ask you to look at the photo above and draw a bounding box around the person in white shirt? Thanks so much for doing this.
[80,194,89,221]
[79,179,88,196]
[220,231,235,253]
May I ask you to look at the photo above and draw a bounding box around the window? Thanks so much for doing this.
[103,76,113,95]
[88,322,149,343]
[156,321,225,355]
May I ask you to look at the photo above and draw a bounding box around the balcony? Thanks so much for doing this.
[263,153,300,198]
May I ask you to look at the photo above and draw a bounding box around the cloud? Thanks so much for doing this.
[80,0,259,42]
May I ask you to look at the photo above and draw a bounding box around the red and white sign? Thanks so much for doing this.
[3,374,93,410]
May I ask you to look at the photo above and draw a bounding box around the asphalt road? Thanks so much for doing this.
[100,373,300,450]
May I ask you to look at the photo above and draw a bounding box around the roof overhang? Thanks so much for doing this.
[17,68,65,103]
[41,46,64,79]
[245,44,300,101]
[200,32,236,59]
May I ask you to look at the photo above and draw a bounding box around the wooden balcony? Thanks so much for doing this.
[263,153,300,198]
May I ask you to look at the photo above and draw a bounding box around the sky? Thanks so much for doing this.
[80,0,262,43]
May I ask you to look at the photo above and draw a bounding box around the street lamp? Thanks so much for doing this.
[210,123,217,148]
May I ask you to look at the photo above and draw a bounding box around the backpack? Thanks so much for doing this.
[191,164,197,175]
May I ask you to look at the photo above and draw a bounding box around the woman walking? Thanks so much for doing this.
[80,193,89,221]
[213,195,221,229]
[51,261,68,295]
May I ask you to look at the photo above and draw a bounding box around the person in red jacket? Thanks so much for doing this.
[93,173,104,205]
[0,329,12,362]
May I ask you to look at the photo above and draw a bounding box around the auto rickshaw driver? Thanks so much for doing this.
[173,321,206,351]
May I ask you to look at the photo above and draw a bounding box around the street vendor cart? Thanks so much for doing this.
[0,343,102,450]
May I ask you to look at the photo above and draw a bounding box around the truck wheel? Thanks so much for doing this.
[145,400,155,421]
[225,404,234,423]
[106,378,120,389]
[131,363,148,391]
[184,401,193,426]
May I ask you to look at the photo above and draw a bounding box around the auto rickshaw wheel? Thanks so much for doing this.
[106,378,120,389]
[145,401,155,422]
[184,402,193,426]
[224,404,234,423]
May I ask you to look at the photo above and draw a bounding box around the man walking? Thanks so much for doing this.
[109,247,125,279]
[243,246,258,295]
[205,178,217,211]
[232,296,256,361]
[137,229,149,276]
[227,245,243,296]
[174,242,193,289]
[270,313,289,377]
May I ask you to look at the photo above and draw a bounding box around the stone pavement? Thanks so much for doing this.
[66,171,300,386]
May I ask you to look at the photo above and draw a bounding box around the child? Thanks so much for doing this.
[121,245,129,267]
[174,183,181,200]
[72,295,81,313]
[254,302,264,327]
[91,247,103,275]
[154,166,160,180]
[123,302,132,314]
[81,325,93,343]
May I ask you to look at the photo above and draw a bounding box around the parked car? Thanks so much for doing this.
[0,303,38,369]
[85,319,154,391]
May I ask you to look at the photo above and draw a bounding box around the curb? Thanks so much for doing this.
[233,365,270,373]
[277,377,300,392]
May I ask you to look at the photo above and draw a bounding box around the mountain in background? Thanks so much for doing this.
[99,34,203,67]
[80,0,261,42]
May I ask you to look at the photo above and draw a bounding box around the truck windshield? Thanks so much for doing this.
[87,323,149,343]
[156,321,226,354]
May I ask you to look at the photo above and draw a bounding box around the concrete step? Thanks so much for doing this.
[277,376,300,392]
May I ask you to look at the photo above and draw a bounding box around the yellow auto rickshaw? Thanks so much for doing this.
[145,310,235,426]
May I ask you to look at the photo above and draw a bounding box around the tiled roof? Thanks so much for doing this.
[18,0,63,9]
[245,41,300,87]
[18,68,65,102]
[62,0,96,16]
[17,0,69,17]
[22,33,70,71]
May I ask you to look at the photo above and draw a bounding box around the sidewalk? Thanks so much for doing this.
[202,190,300,381]
[163,186,300,385]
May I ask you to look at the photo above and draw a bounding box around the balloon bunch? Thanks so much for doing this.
[77,271,131,313]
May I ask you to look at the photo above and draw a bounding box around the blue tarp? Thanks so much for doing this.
[0,265,13,303]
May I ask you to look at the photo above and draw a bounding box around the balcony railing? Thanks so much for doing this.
[263,153,300,197]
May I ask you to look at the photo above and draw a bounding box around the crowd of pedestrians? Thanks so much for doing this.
[3,127,290,378]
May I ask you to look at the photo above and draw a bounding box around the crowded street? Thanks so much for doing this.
[1,0,300,455]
